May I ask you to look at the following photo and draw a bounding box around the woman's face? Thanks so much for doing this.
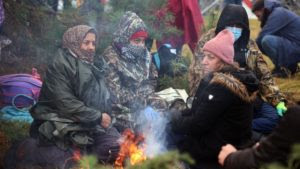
[202,51,224,74]
[129,37,146,47]
[80,32,96,52]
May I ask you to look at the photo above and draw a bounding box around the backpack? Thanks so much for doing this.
[152,44,187,77]
[153,44,178,76]
[0,73,42,109]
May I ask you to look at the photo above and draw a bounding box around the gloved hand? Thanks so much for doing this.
[276,101,287,116]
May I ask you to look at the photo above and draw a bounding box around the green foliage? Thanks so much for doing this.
[0,119,30,142]
[156,54,190,92]
[1,0,181,74]
[203,10,220,33]
[127,151,194,169]
[157,73,189,93]
[2,0,86,69]
[101,0,182,50]
[77,155,113,169]
[77,151,193,169]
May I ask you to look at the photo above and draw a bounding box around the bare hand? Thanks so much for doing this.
[218,144,237,166]
[101,113,111,128]
[254,142,260,148]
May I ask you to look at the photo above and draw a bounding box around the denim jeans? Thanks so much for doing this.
[261,35,281,67]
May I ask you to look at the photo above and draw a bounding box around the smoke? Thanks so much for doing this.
[135,106,168,157]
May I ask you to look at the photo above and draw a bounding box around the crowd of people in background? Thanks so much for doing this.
[1,0,300,169]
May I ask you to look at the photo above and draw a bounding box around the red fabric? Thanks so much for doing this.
[203,30,234,65]
[130,31,148,40]
[243,0,252,8]
[168,0,204,52]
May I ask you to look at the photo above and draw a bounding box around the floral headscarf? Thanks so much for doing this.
[62,25,97,63]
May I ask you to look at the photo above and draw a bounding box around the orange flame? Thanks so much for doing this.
[115,129,147,169]
[73,149,81,161]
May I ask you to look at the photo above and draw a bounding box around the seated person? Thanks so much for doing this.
[5,25,120,169]
[253,0,300,77]
[189,4,284,141]
[171,30,259,169]
[218,106,300,169]
[101,11,165,131]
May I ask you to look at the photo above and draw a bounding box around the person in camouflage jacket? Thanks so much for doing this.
[188,4,285,137]
[101,11,165,131]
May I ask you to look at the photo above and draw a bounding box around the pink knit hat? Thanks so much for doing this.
[203,29,234,65]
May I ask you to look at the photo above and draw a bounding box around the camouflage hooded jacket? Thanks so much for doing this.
[189,28,284,106]
[101,12,158,120]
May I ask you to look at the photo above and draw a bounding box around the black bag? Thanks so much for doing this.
[152,44,187,77]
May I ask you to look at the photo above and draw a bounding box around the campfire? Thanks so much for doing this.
[114,129,147,169]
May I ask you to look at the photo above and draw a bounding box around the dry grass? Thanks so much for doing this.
[250,19,300,104]
[275,74,300,104]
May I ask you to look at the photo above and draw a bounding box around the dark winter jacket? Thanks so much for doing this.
[215,4,250,68]
[172,67,259,168]
[224,106,300,169]
[252,98,280,134]
[30,48,111,150]
[256,0,300,67]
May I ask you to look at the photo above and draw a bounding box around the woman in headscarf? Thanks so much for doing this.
[102,11,161,131]
[4,25,120,169]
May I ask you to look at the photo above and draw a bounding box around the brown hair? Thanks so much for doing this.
[252,0,264,12]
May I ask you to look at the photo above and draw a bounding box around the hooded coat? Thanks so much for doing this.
[189,4,284,107]
[30,25,112,150]
[172,66,259,169]
[256,0,300,67]
[102,11,159,129]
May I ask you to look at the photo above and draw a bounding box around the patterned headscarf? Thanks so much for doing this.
[113,11,147,45]
[112,12,151,79]
[113,11,149,61]
[62,25,96,63]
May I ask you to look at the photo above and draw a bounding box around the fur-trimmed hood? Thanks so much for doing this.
[210,70,259,103]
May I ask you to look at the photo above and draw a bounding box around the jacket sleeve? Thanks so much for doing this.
[252,102,279,133]
[172,83,234,135]
[247,41,285,106]
[45,60,102,123]
[224,106,300,169]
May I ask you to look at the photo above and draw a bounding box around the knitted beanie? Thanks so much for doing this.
[203,29,234,65]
